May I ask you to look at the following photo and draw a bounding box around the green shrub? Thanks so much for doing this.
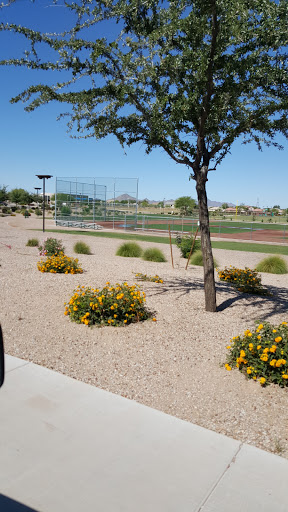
[217,266,270,295]
[116,242,142,258]
[255,256,288,274]
[189,250,218,267]
[37,252,83,274]
[35,209,42,216]
[26,238,39,247]
[65,282,153,326]
[225,321,288,387]
[74,241,91,255]
[175,233,201,258]
[142,248,167,262]
[61,205,71,215]
[39,237,65,256]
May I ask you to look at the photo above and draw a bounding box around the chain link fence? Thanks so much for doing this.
[55,177,138,229]
[124,215,288,243]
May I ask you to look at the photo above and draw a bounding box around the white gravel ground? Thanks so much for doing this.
[1,214,288,457]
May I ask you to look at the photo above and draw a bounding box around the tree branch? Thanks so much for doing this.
[102,49,193,167]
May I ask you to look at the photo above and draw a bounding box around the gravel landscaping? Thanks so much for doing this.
[1,214,288,457]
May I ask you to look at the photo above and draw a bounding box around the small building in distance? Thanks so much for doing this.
[223,206,265,216]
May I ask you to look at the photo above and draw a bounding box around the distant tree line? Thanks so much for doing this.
[0,185,43,205]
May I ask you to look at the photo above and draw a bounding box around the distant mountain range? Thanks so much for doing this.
[207,200,235,207]
[115,194,235,207]
[114,194,137,202]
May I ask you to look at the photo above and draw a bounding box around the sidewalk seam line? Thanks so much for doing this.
[5,361,31,373]
[196,443,243,512]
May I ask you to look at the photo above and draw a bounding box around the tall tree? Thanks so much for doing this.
[8,188,32,206]
[0,185,9,203]
[140,200,150,207]
[175,196,197,216]
[1,0,288,311]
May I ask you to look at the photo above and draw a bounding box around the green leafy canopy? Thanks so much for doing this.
[1,0,288,177]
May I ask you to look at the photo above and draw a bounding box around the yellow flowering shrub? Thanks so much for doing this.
[217,266,270,295]
[65,282,153,326]
[134,272,163,283]
[225,321,288,386]
[37,252,83,274]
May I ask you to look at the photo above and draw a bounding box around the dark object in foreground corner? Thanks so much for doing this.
[0,494,40,511]
[0,325,4,388]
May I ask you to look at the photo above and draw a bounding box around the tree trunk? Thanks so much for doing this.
[195,166,217,312]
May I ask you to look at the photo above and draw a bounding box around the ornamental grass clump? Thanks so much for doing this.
[37,252,83,274]
[39,237,65,256]
[134,272,163,283]
[225,321,288,387]
[74,241,91,255]
[255,256,288,275]
[189,250,218,267]
[65,282,152,326]
[26,238,39,247]
[217,266,270,295]
[116,242,142,258]
[142,248,166,262]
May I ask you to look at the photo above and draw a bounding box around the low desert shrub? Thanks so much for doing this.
[134,272,163,283]
[142,248,166,262]
[225,321,288,387]
[26,238,39,247]
[175,233,201,258]
[217,266,270,295]
[65,282,153,326]
[189,250,218,267]
[35,209,42,216]
[37,252,83,274]
[116,242,142,258]
[255,256,288,275]
[74,241,91,255]
[39,237,65,256]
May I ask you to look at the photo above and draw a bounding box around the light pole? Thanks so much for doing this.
[34,187,41,207]
[36,175,53,232]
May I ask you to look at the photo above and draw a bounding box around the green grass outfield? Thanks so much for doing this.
[38,228,288,255]
[137,220,288,233]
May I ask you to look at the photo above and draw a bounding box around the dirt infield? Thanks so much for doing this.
[210,229,288,244]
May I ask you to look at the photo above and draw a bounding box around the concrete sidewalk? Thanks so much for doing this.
[1,356,288,512]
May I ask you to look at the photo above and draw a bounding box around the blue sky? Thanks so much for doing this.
[0,1,287,208]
